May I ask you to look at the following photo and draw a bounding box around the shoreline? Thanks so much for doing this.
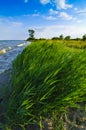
[0,68,12,127]
[0,68,12,98]
[0,68,12,87]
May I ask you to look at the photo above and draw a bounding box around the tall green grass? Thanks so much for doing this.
[6,40,86,129]
[65,40,86,49]
[51,39,86,49]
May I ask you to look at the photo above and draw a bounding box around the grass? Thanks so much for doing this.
[64,40,86,49]
[5,40,86,129]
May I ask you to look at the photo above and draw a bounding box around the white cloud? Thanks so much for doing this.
[74,7,78,11]
[11,22,23,27]
[44,16,57,20]
[49,8,58,15]
[54,0,72,9]
[40,0,50,4]
[24,0,28,3]
[76,8,86,14]
[76,20,82,23]
[40,0,73,9]
[0,18,85,40]
[32,13,40,17]
[35,25,86,39]
[0,18,27,40]
[59,12,73,20]
[0,15,85,40]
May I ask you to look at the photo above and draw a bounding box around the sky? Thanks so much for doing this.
[0,0,86,40]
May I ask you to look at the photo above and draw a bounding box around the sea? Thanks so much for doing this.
[0,40,30,74]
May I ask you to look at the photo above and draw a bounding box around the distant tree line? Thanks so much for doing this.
[26,29,86,41]
[52,34,86,41]
[52,35,70,40]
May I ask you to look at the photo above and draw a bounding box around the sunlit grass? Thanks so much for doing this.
[6,40,86,129]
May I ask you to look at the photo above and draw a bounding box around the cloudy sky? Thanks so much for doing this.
[0,0,86,40]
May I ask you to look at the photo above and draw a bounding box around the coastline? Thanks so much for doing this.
[0,68,12,88]
[0,68,12,101]
[0,68,12,129]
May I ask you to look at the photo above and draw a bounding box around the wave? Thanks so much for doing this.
[0,42,30,56]
[17,43,26,47]
[0,47,12,55]
[0,49,6,54]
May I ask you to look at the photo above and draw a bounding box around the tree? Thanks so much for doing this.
[27,29,35,41]
[82,34,86,41]
[75,38,81,41]
[64,36,71,40]
[52,37,59,40]
[59,34,64,40]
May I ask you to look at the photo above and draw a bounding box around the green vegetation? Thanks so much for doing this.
[51,39,86,49]
[82,34,86,41]
[64,36,71,40]
[26,29,35,41]
[5,40,86,129]
[64,39,86,49]
[59,34,64,40]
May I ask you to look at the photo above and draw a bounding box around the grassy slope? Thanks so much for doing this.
[6,40,86,129]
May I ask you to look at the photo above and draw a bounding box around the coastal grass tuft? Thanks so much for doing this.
[6,40,86,129]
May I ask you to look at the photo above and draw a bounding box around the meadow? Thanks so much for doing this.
[3,39,86,130]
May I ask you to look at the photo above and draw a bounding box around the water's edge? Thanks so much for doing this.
[0,40,30,74]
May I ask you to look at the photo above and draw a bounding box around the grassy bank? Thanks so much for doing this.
[5,40,86,129]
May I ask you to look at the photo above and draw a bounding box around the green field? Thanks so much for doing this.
[5,40,86,130]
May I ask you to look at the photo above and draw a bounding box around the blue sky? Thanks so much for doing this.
[0,0,86,40]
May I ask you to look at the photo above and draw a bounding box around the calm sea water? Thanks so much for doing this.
[0,40,30,73]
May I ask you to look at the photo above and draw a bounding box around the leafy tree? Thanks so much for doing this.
[27,29,35,41]
[59,34,64,40]
[64,36,70,40]
[52,37,59,40]
[82,34,86,41]
[75,38,81,41]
